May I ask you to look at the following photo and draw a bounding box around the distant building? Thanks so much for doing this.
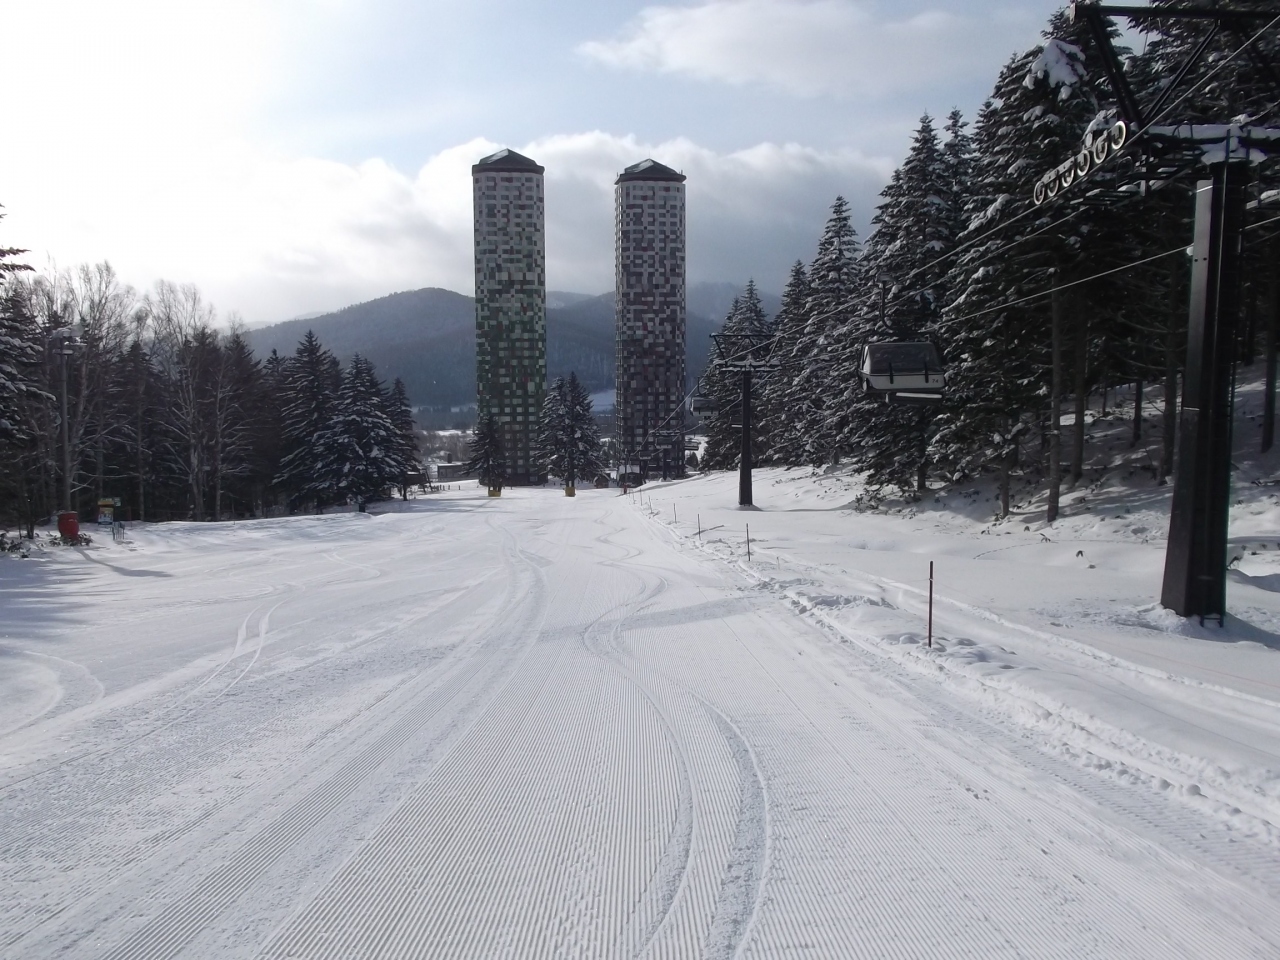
[435,462,476,483]
[614,159,687,479]
[472,148,547,486]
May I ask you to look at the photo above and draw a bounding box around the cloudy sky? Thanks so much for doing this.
[2,0,1069,324]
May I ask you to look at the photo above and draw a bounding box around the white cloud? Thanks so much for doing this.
[532,132,891,296]
[579,0,1037,99]
[4,129,889,324]
[0,1,897,323]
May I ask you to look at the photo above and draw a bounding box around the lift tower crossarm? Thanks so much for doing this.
[709,333,778,508]
[1070,3,1280,130]
[1071,1,1148,129]
[1072,4,1280,25]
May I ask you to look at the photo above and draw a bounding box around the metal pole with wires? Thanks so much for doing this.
[1038,3,1280,624]
[699,332,777,511]
[928,561,934,649]
[739,368,753,507]
[1162,156,1250,623]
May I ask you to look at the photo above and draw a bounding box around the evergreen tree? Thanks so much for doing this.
[252,349,287,514]
[383,377,421,498]
[536,372,605,489]
[842,115,955,495]
[276,331,341,508]
[467,412,508,492]
[536,379,567,482]
[700,282,772,470]
[760,261,810,463]
[0,261,38,447]
[110,338,170,523]
[0,228,42,531]
[940,109,976,265]
[932,15,1121,515]
[207,331,261,520]
[779,198,862,466]
[312,355,403,508]
[1139,0,1280,127]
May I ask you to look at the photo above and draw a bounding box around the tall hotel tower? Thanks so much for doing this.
[472,148,547,485]
[614,159,687,475]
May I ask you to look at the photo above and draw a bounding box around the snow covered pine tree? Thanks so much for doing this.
[311,355,405,511]
[467,412,508,496]
[275,331,342,511]
[384,377,421,499]
[776,197,861,467]
[700,281,772,470]
[536,372,605,495]
[844,114,955,497]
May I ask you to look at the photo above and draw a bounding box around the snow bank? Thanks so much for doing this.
[636,377,1280,840]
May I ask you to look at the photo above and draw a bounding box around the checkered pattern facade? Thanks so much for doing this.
[473,150,547,485]
[614,161,686,468]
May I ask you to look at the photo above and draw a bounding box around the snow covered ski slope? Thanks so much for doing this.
[2,486,1279,958]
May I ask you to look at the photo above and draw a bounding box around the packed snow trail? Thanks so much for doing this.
[1,489,1278,957]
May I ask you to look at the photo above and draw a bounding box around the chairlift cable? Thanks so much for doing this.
[635,19,1280,454]
[935,243,1188,330]
[864,14,1280,325]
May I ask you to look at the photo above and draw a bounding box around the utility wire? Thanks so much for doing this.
[936,243,1188,329]
[864,12,1280,326]
[1246,211,1280,232]
[632,15,1280,458]
[802,242,1188,369]
[787,13,1280,365]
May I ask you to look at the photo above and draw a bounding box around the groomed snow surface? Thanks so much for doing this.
[3,466,1280,956]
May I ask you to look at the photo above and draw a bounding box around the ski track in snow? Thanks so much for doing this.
[1,491,1278,957]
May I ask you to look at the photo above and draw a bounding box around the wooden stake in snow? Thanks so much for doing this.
[928,560,934,649]
[673,504,677,524]
[697,514,701,539]
[747,524,752,561]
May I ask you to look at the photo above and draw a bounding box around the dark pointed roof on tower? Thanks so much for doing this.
[615,158,686,185]
[473,148,545,175]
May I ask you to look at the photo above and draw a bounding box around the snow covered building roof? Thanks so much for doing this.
[615,159,686,184]
[472,148,545,175]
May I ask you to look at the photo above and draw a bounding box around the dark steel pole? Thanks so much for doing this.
[1264,245,1277,453]
[928,560,934,649]
[1161,161,1248,621]
[738,368,753,507]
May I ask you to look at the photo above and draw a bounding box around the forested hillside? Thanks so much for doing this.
[3,3,1276,528]
[246,283,771,409]
[699,4,1279,521]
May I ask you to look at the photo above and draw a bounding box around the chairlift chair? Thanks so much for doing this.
[859,342,945,403]
[689,393,719,416]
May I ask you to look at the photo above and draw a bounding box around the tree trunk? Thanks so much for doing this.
[1264,248,1278,453]
[1070,314,1088,486]
[1048,286,1065,522]
[189,447,204,522]
[136,407,146,523]
[1244,278,1258,366]
[19,467,35,539]
[1160,261,1181,483]
[999,426,1014,519]
[1131,379,1143,448]
[915,409,929,495]
[95,430,104,504]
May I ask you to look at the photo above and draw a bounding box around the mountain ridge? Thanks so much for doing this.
[245,283,781,409]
